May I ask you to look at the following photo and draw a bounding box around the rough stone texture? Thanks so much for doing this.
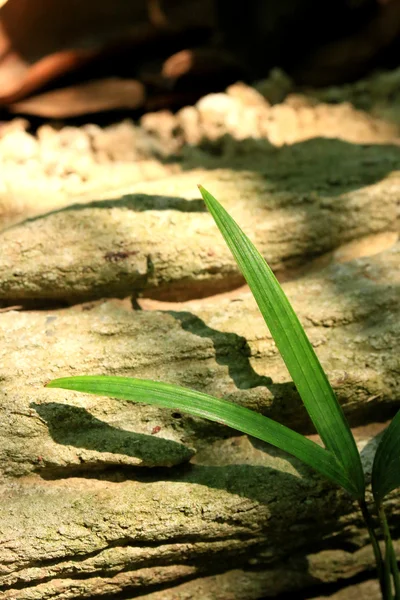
[311,66,400,127]
[140,78,399,149]
[1,245,400,597]
[313,579,381,600]
[1,243,400,475]
[176,86,398,146]
[1,151,399,304]
[1,76,400,599]
[0,118,178,230]
[139,242,400,430]
[1,434,399,600]
[132,570,383,600]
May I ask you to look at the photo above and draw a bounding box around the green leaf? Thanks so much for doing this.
[47,375,357,495]
[198,185,365,498]
[372,411,400,502]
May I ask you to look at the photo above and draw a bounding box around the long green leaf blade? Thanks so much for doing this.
[198,185,365,498]
[372,411,400,502]
[47,375,357,495]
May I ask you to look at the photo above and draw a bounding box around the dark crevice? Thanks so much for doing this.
[274,569,378,600]
[68,572,203,600]
[0,532,261,586]
[2,565,382,600]
[0,536,263,593]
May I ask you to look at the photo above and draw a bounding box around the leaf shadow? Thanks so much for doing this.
[167,310,272,390]
[31,401,194,475]
[164,309,311,432]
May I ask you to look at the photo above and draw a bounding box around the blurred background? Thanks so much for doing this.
[0,0,400,235]
[0,0,399,118]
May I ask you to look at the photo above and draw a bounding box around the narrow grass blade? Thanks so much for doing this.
[372,411,400,502]
[198,185,365,498]
[47,375,357,495]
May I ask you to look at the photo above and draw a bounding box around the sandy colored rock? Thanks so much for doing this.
[312,579,381,600]
[311,66,400,127]
[2,244,400,478]
[0,79,399,233]
[1,144,400,304]
[140,242,400,429]
[1,240,400,598]
[165,81,399,147]
[0,119,177,230]
[0,432,398,599]
[0,301,200,478]
[1,74,400,599]
[137,569,383,600]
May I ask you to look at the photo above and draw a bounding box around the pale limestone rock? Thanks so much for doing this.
[1,242,399,598]
[0,162,398,303]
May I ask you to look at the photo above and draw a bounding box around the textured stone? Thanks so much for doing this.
[1,244,400,480]
[1,244,400,597]
[1,74,400,599]
[0,246,400,600]
[0,433,398,599]
[1,77,399,234]
[1,150,399,304]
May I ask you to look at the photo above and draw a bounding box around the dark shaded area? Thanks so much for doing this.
[11,194,206,230]
[179,137,400,197]
[166,309,312,432]
[168,310,273,390]
[0,0,399,118]
[274,571,378,600]
[217,0,381,82]
[32,402,194,471]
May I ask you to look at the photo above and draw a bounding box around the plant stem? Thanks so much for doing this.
[359,499,386,598]
[378,502,400,600]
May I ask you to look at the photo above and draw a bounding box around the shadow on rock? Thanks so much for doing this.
[166,309,311,432]
[32,402,194,474]
[13,194,207,230]
[179,137,400,197]
[168,310,272,390]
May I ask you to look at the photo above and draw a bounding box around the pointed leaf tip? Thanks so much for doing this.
[197,185,365,499]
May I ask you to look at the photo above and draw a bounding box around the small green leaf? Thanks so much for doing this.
[198,185,365,498]
[47,375,357,495]
[372,411,400,502]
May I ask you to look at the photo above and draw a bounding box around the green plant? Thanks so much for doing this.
[47,186,400,599]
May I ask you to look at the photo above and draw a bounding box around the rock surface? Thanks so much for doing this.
[1,78,400,599]
[311,66,400,127]
[1,244,400,474]
[1,245,400,597]
[1,149,399,303]
[1,80,399,231]
[1,431,399,600]
[130,570,385,600]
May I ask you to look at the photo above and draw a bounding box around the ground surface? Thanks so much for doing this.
[1,69,400,599]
